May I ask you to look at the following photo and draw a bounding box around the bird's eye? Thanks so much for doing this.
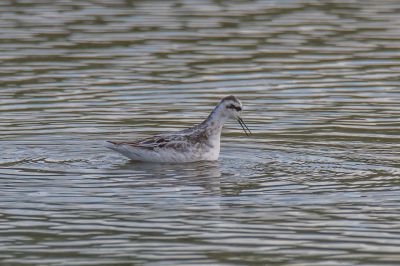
[227,104,242,111]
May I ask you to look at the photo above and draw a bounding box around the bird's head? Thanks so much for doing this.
[219,95,251,136]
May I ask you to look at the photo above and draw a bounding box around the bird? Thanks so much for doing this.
[105,95,251,163]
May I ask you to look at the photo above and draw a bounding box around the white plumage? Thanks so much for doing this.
[106,95,251,163]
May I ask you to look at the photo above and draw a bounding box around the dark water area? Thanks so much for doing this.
[1,0,400,265]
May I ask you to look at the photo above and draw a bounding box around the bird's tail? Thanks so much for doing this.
[105,140,146,161]
[105,140,120,150]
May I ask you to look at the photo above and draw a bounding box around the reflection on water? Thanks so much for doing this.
[1,0,400,265]
[114,160,222,193]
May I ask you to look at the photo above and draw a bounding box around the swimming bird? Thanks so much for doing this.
[106,95,251,163]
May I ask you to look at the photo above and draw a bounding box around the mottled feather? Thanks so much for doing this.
[106,95,249,163]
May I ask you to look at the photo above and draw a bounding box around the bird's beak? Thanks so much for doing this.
[236,116,252,136]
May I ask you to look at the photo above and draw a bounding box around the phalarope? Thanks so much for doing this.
[106,95,251,163]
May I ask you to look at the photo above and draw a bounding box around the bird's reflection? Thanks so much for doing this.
[112,160,222,194]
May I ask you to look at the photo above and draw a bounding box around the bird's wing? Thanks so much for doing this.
[107,134,189,151]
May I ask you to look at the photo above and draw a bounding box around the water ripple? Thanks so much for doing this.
[1,0,400,265]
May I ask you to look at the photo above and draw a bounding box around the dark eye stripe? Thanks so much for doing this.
[227,104,242,111]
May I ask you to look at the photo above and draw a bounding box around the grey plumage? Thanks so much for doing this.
[106,95,250,163]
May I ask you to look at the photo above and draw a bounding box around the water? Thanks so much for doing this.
[1,0,400,265]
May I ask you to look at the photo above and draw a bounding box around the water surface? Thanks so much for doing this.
[1,0,400,265]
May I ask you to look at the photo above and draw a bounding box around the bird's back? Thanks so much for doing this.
[106,125,220,163]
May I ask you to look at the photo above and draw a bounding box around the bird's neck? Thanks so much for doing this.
[201,105,229,134]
